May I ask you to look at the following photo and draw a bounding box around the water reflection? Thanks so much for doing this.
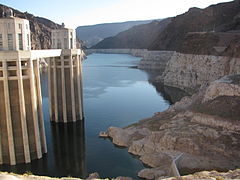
[0,152,48,175]
[51,121,87,178]
[150,82,190,104]
[0,71,87,178]
[83,54,149,99]
[143,69,190,104]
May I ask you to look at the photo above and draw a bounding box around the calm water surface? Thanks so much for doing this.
[0,53,171,179]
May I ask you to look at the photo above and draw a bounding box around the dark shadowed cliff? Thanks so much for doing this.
[92,18,171,49]
[76,20,156,48]
[0,4,61,49]
[149,0,240,56]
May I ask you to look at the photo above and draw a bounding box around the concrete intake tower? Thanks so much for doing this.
[0,10,84,165]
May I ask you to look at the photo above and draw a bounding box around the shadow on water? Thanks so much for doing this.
[0,71,87,178]
[143,69,190,104]
[50,121,87,178]
[150,82,190,104]
[0,121,87,178]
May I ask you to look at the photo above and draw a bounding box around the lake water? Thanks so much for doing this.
[0,53,174,179]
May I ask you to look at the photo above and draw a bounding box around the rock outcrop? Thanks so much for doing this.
[163,169,240,180]
[106,74,240,179]
[159,52,240,93]
[138,51,174,71]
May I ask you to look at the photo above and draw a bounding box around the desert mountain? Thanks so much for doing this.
[92,18,171,49]
[92,0,240,57]
[149,0,240,56]
[76,20,156,47]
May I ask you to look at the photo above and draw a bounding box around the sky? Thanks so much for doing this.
[0,0,233,28]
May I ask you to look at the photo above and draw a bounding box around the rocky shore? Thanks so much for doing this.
[105,74,240,179]
[1,169,240,180]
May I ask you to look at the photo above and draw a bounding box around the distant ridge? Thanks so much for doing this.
[91,18,171,49]
[91,0,240,57]
[76,19,159,47]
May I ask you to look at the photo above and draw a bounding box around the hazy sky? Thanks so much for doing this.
[1,0,233,28]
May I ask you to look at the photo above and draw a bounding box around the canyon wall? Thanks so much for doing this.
[138,51,174,71]
[160,52,240,93]
[107,74,240,179]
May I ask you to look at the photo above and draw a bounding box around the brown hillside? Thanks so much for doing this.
[149,0,240,56]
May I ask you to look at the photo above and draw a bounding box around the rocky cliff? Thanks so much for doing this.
[106,74,240,179]
[150,0,240,57]
[138,51,174,71]
[164,169,240,180]
[158,52,240,93]
[0,4,60,49]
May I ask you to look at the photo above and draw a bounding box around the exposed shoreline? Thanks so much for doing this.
[104,74,240,179]
[84,49,240,179]
[1,168,240,180]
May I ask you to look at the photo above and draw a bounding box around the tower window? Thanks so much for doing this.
[64,38,68,49]
[7,34,13,50]
[53,39,55,47]
[57,39,61,49]
[27,34,30,46]
[0,34,3,50]
[70,38,73,49]
[18,34,23,50]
